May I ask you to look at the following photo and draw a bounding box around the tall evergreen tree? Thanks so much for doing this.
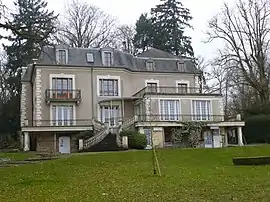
[134,0,194,57]
[151,0,193,56]
[133,14,153,53]
[0,0,58,135]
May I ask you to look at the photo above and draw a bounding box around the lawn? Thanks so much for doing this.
[1,146,270,202]
[0,152,37,160]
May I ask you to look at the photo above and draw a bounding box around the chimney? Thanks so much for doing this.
[21,66,28,78]
[122,41,127,52]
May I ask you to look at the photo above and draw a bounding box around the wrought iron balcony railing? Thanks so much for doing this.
[45,89,81,104]
[22,119,93,127]
[133,86,222,98]
[136,114,225,122]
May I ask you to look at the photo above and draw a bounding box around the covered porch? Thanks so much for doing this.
[21,123,93,154]
[136,118,245,149]
[98,97,140,127]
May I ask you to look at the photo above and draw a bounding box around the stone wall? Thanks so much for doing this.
[36,132,78,153]
[36,132,55,153]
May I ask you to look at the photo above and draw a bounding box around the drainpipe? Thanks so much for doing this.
[91,67,94,121]
[30,63,35,123]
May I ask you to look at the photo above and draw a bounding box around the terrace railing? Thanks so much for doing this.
[22,119,93,127]
[136,114,225,122]
[133,86,222,98]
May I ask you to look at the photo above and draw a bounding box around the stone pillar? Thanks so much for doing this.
[24,132,30,151]
[220,127,228,147]
[79,139,84,151]
[122,136,128,149]
[237,126,244,146]
[145,98,151,121]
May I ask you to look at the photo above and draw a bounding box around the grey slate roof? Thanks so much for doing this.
[22,46,199,81]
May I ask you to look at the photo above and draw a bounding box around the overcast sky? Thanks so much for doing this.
[2,0,235,60]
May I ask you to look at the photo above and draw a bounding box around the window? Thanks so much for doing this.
[204,131,213,145]
[160,100,180,121]
[104,52,112,66]
[192,100,211,121]
[146,62,154,71]
[52,78,73,99]
[99,79,119,96]
[177,61,186,72]
[58,50,67,64]
[100,105,120,126]
[86,53,94,63]
[146,82,158,93]
[177,83,188,93]
[52,105,73,126]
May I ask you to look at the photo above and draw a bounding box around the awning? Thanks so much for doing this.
[98,97,141,104]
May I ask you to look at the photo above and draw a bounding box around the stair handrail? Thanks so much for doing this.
[116,124,122,147]
[121,115,137,131]
[83,121,109,149]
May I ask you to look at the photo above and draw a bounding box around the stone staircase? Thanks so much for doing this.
[81,116,137,152]
[83,120,110,150]
[116,116,137,146]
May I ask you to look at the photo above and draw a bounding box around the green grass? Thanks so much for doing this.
[0,152,37,160]
[1,146,270,202]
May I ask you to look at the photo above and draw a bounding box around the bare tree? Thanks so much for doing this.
[56,0,117,48]
[207,0,270,105]
[114,25,135,54]
[0,52,8,103]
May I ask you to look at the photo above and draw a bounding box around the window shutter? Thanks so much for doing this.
[56,50,60,64]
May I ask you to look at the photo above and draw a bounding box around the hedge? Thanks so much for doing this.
[120,130,147,150]
[243,115,270,144]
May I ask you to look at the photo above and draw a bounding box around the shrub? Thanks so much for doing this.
[77,130,94,140]
[120,130,147,150]
[243,115,270,144]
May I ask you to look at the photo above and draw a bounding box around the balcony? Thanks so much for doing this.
[133,86,222,98]
[22,119,93,127]
[136,114,225,122]
[45,89,81,104]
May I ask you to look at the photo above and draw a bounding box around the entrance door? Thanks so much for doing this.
[144,129,152,149]
[59,136,71,154]
[204,131,213,148]
[213,129,222,148]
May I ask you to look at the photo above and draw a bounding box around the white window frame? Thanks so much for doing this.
[145,79,159,93]
[102,51,114,66]
[158,98,181,121]
[191,99,212,121]
[97,75,121,97]
[56,49,68,64]
[177,61,186,72]
[176,80,190,93]
[50,103,76,126]
[146,61,155,71]
[49,74,76,98]
[98,104,121,127]
[86,52,94,63]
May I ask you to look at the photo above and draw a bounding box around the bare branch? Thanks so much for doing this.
[56,0,117,48]
[207,0,270,106]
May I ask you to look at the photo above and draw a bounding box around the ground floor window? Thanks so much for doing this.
[52,105,74,126]
[160,100,180,121]
[192,100,211,121]
[144,128,152,147]
[100,105,120,126]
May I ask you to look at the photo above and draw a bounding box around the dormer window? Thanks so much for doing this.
[146,61,154,71]
[177,61,186,72]
[56,49,68,64]
[86,53,94,63]
[104,52,112,66]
